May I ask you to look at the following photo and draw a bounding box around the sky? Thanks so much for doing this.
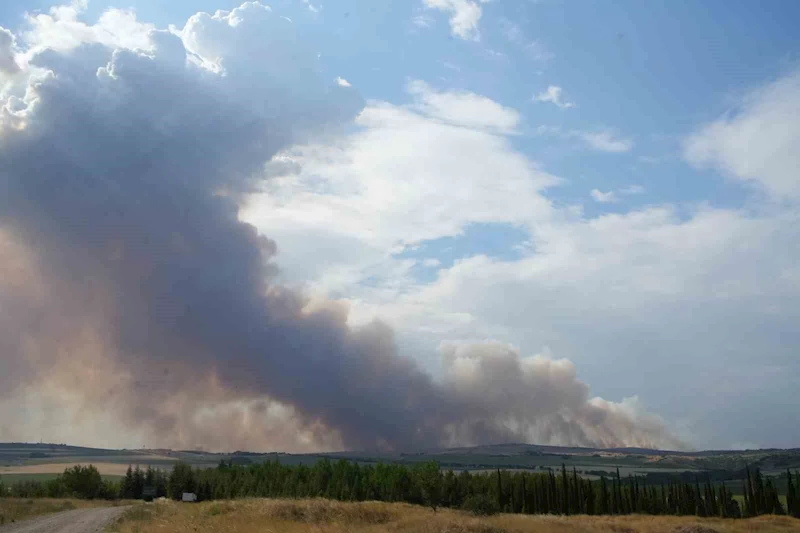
[0,0,799,451]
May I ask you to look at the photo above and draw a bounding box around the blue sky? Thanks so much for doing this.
[2,0,796,216]
[1,0,799,451]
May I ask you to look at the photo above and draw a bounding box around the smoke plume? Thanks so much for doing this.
[0,2,684,452]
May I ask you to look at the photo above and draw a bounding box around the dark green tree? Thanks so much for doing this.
[787,469,798,517]
[414,461,442,512]
[168,462,195,500]
[62,464,103,499]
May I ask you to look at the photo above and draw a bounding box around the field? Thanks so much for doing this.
[108,498,800,533]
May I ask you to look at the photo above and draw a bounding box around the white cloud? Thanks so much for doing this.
[590,189,617,203]
[406,79,521,134]
[534,85,574,109]
[241,84,556,293]
[335,76,351,87]
[684,71,800,201]
[579,130,633,152]
[21,1,153,55]
[422,0,488,40]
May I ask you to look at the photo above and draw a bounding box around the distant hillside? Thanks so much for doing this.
[1,442,799,479]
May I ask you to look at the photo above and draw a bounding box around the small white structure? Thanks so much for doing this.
[182,492,198,502]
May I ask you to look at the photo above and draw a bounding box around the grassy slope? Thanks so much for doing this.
[108,498,800,533]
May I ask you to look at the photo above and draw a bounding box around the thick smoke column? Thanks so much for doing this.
[0,2,684,451]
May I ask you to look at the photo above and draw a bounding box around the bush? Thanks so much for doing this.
[461,495,500,516]
[62,465,103,499]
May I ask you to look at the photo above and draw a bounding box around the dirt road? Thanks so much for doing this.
[0,506,130,533]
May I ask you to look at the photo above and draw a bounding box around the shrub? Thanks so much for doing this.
[461,495,500,516]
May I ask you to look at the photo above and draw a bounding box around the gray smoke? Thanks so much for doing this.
[0,3,685,452]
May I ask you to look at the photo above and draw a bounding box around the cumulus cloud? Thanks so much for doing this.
[335,76,351,87]
[579,130,633,152]
[407,79,521,134]
[422,0,488,40]
[0,2,683,452]
[684,71,800,201]
[534,85,574,108]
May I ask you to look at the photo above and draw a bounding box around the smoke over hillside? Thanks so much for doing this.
[0,2,684,452]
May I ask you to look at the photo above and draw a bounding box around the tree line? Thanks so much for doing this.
[1,460,798,519]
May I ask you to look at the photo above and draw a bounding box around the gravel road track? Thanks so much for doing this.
[0,506,130,533]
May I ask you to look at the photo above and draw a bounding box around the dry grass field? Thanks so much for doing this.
[107,498,800,533]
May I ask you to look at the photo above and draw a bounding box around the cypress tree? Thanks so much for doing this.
[745,465,756,516]
[561,464,569,515]
[496,469,503,511]
[120,465,133,499]
[585,478,595,515]
[787,469,797,518]
[743,480,751,518]
[599,476,609,515]
[755,468,767,515]
[765,478,784,515]
[572,467,580,514]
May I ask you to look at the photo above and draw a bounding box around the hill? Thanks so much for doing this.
[1,442,799,481]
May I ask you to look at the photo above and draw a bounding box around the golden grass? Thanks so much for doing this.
[107,498,800,533]
[0,497,115,525]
